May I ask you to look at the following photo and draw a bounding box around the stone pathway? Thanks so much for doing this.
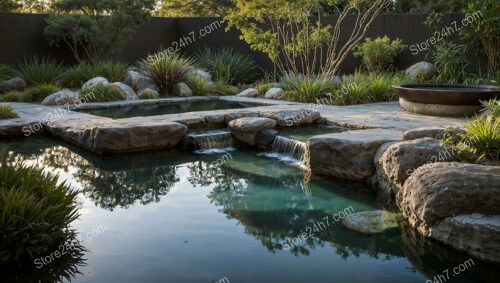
[0,97,465,145]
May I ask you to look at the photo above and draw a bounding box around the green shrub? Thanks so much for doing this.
[0,104,18,119]
[138,88,160,100]
[280,73,335,103]
[353,36,406,72]
[22,84,61,103]
[441,100,500,164]
[213,81,239,96]
[9,57,63,86]
[332,71,412,105]
[81,84,123,102]
[185,75,215,96]
[430,42,469,83]
[195,48,258,84]
[58,64,93,88]
[0,163,79,264]
[58,61,129,88]
[140,52,193,96]
[90,61,129,82]
[0,91,23,102]
[0,64,15,81]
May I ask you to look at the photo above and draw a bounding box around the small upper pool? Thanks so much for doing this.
[77,100,269,119]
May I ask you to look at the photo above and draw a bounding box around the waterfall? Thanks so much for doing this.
[186,130,234,153]
[259,136,309,169]
[271,136,307,162]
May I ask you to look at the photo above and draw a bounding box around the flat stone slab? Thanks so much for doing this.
[308,129,403,181]
[48,118,187,154]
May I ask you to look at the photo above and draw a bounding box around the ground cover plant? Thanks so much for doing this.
[0,104,18,119]
[0,162,79,264]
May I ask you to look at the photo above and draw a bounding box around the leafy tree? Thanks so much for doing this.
[155,0,234,17]
[44,0,155,63]
[0,0,21,12]
[387,0,465,13]
[224,0,390,76]
[460,0,499,73]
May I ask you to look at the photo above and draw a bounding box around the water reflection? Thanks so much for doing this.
[1,136,499,282]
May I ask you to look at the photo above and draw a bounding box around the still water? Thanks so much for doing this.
[0,137,498,283]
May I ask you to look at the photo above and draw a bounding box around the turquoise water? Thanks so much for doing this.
[77,100,268,119]
[0,137,498,283]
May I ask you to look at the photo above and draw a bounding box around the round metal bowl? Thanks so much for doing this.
[392,84,500,105]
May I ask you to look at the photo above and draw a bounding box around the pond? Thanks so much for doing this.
[77,100,269,119]
[0,137,498,283]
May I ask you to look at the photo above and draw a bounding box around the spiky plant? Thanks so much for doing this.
[195,48,258,84]
[9,57,64,86]
[140,52,193,96]
[0,104,18,119]
[0,163,80,264]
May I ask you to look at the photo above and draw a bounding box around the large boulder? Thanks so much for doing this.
[430,214,500,264]
[397,162,500,235]
[194,69,212,81]
[374,138,453,200]
[308,129,402,182]
[124,70,141,90]
[229,117,277,145]
[0,78,26,94]
[236,88,258,97]
[82,77,108,90]
[405,62,438,80]
[341,210,399,234]
[175,82,193,97]
[261,109,321,127]
[41,89,80,105]
[110,82,138,100]
[47,120,188,154]
[137,75,159,92]
[264,88,284,100]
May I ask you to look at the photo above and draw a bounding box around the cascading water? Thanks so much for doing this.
[260,136,309,169]
[185,130,235,154]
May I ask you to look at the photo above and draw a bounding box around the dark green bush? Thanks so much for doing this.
[0,163,79,264]
[430,42,469,83]
[9,57,63,86]
[353,36,406,72]
[195,48,258,84]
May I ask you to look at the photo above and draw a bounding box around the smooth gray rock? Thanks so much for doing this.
[41,89,80,105]
[374,138,453,201]
[137,75,159,92]
[124,70,141,90]
[224,111,260,124]
[0,78,26,94]
[402,127,460,141]
[264,87,284,99]
[397,162,500,236]
[82,77,108,90]
[194,69,212,81]
[229,117,277,145]
[237,88,259,97]
[342,210,399,234]
[261,109,321,127]
[175,82,193,97]
[430,214,500,264]
[405,61,437,80]
[110,82,138,100]
[308,129,402,182]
